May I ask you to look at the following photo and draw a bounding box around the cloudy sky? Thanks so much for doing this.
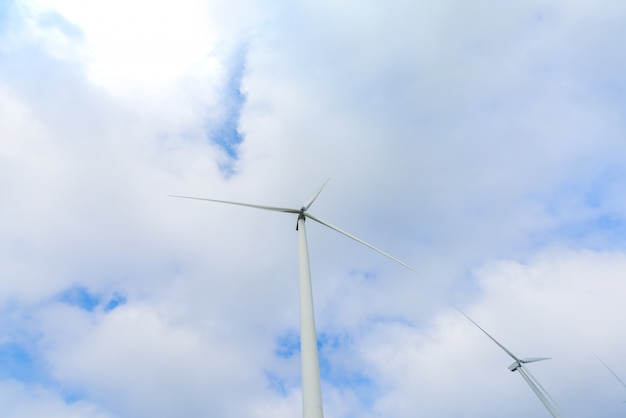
[2,0,626,416]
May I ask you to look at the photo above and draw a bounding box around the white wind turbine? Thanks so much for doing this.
[171,180,415,418]
[456,308,565,418]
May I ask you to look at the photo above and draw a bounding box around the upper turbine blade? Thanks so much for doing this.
[302,179,330,211]
[455,308,521,363]
[302,179,330,210]
[168,195,300,214]
[594,353,626,389]
[304,212,416,272]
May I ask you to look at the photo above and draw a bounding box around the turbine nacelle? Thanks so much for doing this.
[296,207,307,229]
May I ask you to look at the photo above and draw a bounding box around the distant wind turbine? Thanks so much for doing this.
[171,180,415,418]
[456,308,565,418]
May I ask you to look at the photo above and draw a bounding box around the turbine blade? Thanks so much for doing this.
[302,179,330,211]
[455,307,521,363]
[517,366,563,418]
[304,212,416,272]
[522,357,552,364]
[594,353,626,389]
[521,364,565,417]
[168,195,300,214]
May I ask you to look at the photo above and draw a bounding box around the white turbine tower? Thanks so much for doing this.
[171,180,414,418]
[456,308,565,418]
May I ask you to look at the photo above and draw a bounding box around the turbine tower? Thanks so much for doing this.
[171,180,414,418]
[456,308,565,418]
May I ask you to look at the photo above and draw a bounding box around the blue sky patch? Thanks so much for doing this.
[36,9,83,40]
[60,386,88,404]
[208,49,247,176]
[558,215,626,249]
[0,0,17,35]
[318,333,368,385]
[348,269,377,281]
[0,340,91,405]
[58,286,100,312]
[317,331,378,408]
[58,286,127,313]
[264,371,289,396]
[104,293,127,312]
[317,332,343,380]
[275,330,300,359]
[317,332,343,351]
[272,329,377,404]
[0,342,38,382]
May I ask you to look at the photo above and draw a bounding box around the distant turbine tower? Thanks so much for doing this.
[171,180,415,418]
[593,353,626,402]
[456,308,565,418]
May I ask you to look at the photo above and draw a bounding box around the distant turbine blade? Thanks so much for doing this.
[455,308,521,363]
[168,195,300,214]
[522,357,552,364]
[302,179,330,211]
[594,353,626,389]
[304,212,416,272]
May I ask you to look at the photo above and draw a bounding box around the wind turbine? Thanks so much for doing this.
[456,308,565,418]
[171,180,415,418]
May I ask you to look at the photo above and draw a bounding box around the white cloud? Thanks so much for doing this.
[23,0,218,84]
[353,248,626,417]
[39,303,261,417]
[0,379,114,418]
[2,0,626,416]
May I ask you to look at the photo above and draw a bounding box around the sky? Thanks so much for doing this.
[1,0,626,417]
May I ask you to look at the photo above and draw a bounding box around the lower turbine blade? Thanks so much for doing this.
[517,366,562,418]
[304,213,416,272]
[521,365,564,417]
